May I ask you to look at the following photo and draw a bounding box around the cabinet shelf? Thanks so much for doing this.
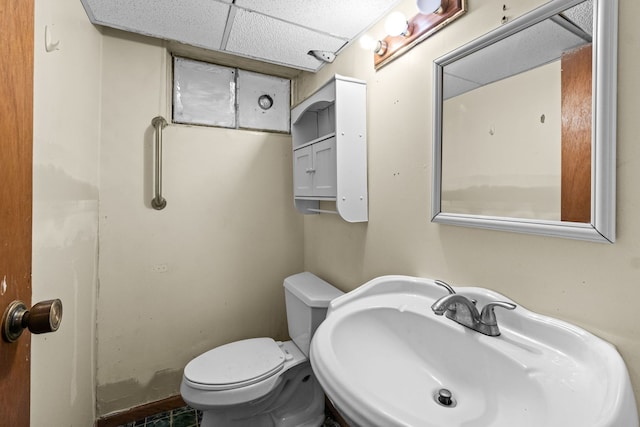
[294,196,337,201]
[294,132,337,151]
[291,75,368,222]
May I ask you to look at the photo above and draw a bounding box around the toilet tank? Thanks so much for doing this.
[283,272,343,357]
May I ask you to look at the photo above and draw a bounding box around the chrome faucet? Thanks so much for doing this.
[431,280,516,337]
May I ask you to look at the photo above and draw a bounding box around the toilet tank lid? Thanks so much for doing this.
[283,272,343,308]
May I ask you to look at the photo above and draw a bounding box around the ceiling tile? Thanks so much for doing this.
[225,9,347,72]
[81,0,400,72]
[234,0,401,39]
[81,0,230,50]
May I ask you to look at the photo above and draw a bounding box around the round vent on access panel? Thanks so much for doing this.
[258,94,274,110]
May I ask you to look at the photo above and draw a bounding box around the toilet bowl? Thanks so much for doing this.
[180,272,343,427]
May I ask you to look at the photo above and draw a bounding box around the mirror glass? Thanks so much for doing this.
[432,0,617,243]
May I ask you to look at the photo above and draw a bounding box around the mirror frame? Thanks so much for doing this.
[432,0,618,243]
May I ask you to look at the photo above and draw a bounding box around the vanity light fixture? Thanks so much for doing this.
[374,0,466,69]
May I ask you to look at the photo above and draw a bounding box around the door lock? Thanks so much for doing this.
[2,299,63,342]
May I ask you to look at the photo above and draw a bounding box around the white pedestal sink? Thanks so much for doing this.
[310,276,638,427]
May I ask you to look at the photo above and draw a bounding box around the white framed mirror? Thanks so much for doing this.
[432,0,617,243]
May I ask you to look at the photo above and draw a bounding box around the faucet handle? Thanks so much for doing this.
[434,280,456,295]
[480,301,516,326]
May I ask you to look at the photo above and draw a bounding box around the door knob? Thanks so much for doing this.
[2,299,63,343]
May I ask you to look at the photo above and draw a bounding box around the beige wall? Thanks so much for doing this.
[32,0,101,425]
[95,30,304,416]
[297,0,640,412]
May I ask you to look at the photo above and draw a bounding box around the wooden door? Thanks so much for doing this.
[561,44,592,223]
[0,0,34,426]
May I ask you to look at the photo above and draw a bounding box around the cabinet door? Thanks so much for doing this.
[312,136,337,197]
[293,146,314,196]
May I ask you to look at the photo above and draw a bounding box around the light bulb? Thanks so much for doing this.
[359,35,387,56]
[417,0,444,14]
[385,12,410,37]
[359,35,378,51]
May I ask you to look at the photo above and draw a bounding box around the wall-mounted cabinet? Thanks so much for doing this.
[291,75,368,222]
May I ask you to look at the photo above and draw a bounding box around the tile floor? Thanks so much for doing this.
[118,406,341,427]
[119,406,200,427]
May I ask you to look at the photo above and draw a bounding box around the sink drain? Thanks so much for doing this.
[434,388,457,407]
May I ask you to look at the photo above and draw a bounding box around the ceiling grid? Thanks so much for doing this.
[80,0,401,72]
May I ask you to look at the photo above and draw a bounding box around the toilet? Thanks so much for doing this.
[180,272,344,427]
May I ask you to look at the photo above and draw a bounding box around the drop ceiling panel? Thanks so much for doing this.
[80,0,400,72]
[80,0,230,50]
[225,9,347,72]
[234,0,401,39]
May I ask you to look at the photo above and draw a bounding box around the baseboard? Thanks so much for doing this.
[95,395,186,427]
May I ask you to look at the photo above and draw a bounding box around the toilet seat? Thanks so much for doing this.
[181,340,309,408]
[184,337,287,391]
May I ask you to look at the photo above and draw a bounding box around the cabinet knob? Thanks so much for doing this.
[2,299,63,342]
[306,168,316,174]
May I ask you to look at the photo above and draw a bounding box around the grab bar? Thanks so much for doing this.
[151,116,168,210]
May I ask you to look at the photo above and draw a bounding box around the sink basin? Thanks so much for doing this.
[310,276,638,427]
